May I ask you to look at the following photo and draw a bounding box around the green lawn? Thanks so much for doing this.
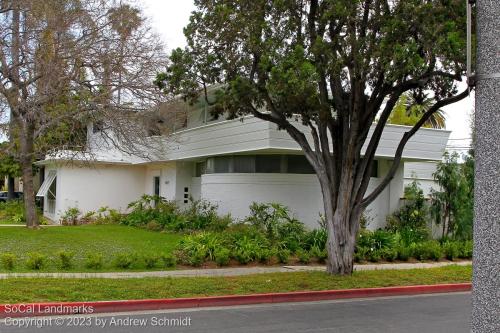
[0,225,182,272]
[0,265,471,303]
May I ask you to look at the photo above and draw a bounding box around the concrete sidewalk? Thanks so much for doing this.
[0,261,471,279]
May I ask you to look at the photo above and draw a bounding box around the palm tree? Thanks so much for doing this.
[405,90,446,129]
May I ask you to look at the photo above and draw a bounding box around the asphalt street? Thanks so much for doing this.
[0,292,471,333]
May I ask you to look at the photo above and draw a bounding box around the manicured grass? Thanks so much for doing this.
[0,225,182,272]
[0,265,471,303]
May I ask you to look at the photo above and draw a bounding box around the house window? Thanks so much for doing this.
[195,162,206,177]
[213,156,232,173]
[371,160,379,178]
[153,176,160,196]
[233,155,255,173]
[255,155,281,173]
[287,155,315,174]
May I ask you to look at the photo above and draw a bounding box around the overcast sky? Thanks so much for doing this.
[141,0,474,152]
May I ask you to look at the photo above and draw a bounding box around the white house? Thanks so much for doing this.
[36,103,448,230]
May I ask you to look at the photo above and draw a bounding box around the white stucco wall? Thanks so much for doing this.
[403,162,439,196]
[49,164,146,222]
[199,172,398,230]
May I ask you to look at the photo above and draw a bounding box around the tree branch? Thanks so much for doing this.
[361,88,470,208]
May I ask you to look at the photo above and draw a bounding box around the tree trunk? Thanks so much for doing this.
[320,177,361,275]
[7,176,15,200]
[19,128,39,228]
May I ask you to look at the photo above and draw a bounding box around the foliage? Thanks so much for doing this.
[357,229,396,251]
[411,241,443,261]
[182,199,231,232]
[85,253,104,270]
[160,253,177,268]
[143,253,160,269]
[277,249,291,264]
[388,92,446,129]
[1,253,16,270]
[61,207,82,226]
[56,250,75,270]
[296,249,311,264]
[156,0,469,274]
[26,252,46,270]
[113,252,138,269]
[309,245,328,263]
[430,152,474,240]
[122,195,184,229]
[442,241,460,261]
[214,248,231,266]
[386,180,430,245]
[175,232,224,265]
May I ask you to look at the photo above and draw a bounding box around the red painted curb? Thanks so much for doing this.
[0,283,471,318]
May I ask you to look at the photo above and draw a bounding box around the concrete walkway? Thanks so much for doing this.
[0,261,471,279]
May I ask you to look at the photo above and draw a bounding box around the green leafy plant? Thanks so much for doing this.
[160,253,177,268]
[61,207,81,226]
[56,250,75,269]
[309,245,328,263]
[85,252,104,269]
[277,249,291,264]
[296,248,311,264]
[143,253,160,269]
[214,248,231,266]
[459,240,473,259]
[1,253,16,270]
[114,252,138,269]
[26,252,46,270]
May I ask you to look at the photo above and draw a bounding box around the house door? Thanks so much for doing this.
[153,176,160,197]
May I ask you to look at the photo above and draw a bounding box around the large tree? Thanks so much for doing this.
[0,0,167,227]
[157,0,471,274]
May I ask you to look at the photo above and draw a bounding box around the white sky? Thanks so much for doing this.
[140,0,474,152]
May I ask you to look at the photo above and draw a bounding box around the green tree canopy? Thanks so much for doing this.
[157,0,471,274]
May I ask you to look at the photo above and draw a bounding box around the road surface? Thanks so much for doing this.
[0,292,471,332]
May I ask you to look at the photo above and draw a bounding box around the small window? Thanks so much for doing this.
[370,160,379,178]
[233,156,255,173]
[287,155,315,174]
[256,155,281,173]
[153,176,160,196]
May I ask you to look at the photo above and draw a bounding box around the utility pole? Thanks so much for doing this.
[471,0,500,332]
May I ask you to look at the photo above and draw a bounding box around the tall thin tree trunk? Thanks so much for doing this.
[19,126,38,228]
[7,175,15,200]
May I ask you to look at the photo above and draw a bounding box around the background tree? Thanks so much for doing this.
[0,0,167,228]
[430,152,474,240]
[388,91,446,129]
[157,0,470,274]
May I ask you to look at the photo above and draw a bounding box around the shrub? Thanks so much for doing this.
[56,250,75,269]
[257,248,275,264]
[354,246,369,262]
[309,245,328,263]
[386,180,430,244]
[412,241,442,261]
[1,253,16,270]
[182,199,230,231]
[143,253,160,269]
[277,249,291,264]
[160,253,177,268]
[296,249,311,264]
[357,229,396,251]
[145,221,163,232]
[186,249,206,266]
[26,252,46,270]
[61,207,81,225]
[442,242,460,261]
[246,202,306,246]
[92,207,123,225]
[122,195,182,229]
[380,248,398,262]
[85,252,104,269]
[233,236,263,264]
[367,249,382,262]
[214,248,231,266]
[396,245,411,261]
[114,253,138,269]
[176,232,223,263]
[459,240,473,259]
[304,228,327,251]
